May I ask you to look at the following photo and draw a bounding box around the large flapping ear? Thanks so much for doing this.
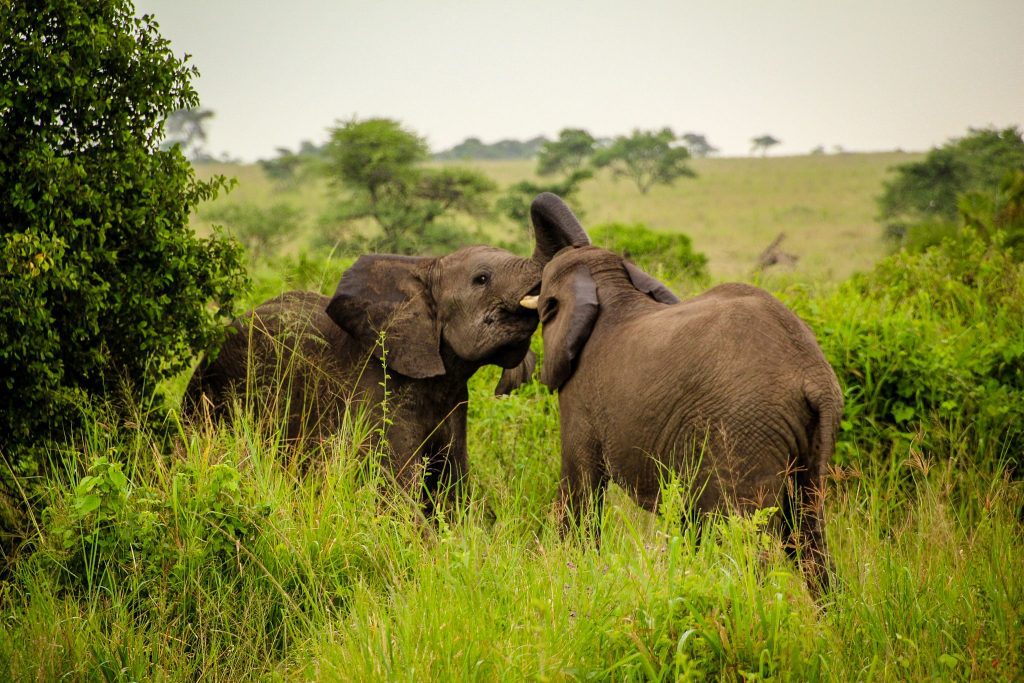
[540,266,599,391]
[326,254,446,379]
[531,192,591,265]
[623,260,681,304]
[494,349,536,396]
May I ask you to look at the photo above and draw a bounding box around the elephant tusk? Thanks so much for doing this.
[519,295,539,310]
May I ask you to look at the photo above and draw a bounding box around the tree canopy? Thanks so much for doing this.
[680,132,718,158]
[592,128,696,194]
[878,127,1024,226]
[322,118,496,253]
[537,128,597,176]
[750,135,781,156]
[0,0,248,522]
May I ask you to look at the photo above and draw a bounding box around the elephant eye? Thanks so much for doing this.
[540,298,559,323]
[472,273,490,286]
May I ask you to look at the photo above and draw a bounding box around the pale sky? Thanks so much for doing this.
[135,0,1024,162]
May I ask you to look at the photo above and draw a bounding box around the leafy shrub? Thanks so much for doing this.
[783,233,1024,467]
[42,454,270,592]
[588,222,709,286]
[0,0,248,545]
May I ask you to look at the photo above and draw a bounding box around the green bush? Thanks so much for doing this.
[783,233,1024,467]
[588,222,709,286]
[0,7,248,436]
[879,127,1024,249]
[0,0,248,551]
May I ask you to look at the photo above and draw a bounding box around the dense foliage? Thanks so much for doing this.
[0,0,248,537]
[878,127,1024,249]
[786,233,1024,469]
[588,221,709,285]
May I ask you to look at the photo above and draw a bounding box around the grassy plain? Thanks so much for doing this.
[195,152,912,284]
[2,151,1021,681]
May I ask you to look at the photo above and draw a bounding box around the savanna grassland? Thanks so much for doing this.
[2,153,1021,682]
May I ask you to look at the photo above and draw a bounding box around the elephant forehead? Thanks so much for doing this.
[541,246,613,284]
[442,246,537,277]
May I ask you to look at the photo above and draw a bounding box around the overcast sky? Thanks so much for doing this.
[135,0,1024,162]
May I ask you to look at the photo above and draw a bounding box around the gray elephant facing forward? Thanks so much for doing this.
[528,193,843,593]
[185,211,589,513]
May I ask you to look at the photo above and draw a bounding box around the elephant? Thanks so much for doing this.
[184,208,589,513]
[524,193,843,593]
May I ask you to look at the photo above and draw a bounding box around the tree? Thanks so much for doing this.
[0,0,248,540]
[497,169,592,228]
[322,118,496,253]
[163,107,215,161]
[537,128,597,175]
[750,135,781,156]
[680,132,718,158]
[592,128,696,194]
[878,127,1024,233]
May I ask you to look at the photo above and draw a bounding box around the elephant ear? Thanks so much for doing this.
[326,254,446,379]
[531,192,591,265]
[494,349,536,396]
[623,260,681,304]
[540,266,599,391]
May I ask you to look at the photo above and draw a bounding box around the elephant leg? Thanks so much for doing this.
[557,430,607,546]
[782,467,832,597]
[422,435,468,518]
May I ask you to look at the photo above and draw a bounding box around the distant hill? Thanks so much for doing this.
[433,136,548,160]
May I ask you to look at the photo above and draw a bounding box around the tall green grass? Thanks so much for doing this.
[1,367,1020,680]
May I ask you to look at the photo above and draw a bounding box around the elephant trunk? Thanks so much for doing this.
[531,192,591,265]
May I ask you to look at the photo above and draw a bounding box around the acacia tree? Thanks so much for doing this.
[681,132,718,158]
[592,128,696,194]
[537,128,597,176]
[322,118,495,253]
[0,0,248,541]
[750,135,781,156]
[163,107,216,161]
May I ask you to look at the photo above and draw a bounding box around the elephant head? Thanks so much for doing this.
[326,199,589,390]
[523,193,680,389]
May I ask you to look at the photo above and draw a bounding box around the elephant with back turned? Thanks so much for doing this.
[524,193,843,593]
[184,214,589,513]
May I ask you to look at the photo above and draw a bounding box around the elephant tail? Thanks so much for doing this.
[784,378,843,596]
[803,375,842,475]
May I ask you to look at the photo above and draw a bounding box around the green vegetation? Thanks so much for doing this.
[434,135,548,161]
[593,128,697,195]
[588,222,709,286]
[878,127,1024,250]
[2,71,1021,679]
[0,0,247,549]
[784,233,1024,469]
[0,336,1019,679]
[536,128,598,176]
[320,118,496,254]
[750,135,782,157]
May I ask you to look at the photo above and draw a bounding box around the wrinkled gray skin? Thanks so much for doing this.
[533,193,843,593]
[184,211,588,513]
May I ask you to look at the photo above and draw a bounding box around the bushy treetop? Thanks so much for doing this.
[0,1,247,476]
